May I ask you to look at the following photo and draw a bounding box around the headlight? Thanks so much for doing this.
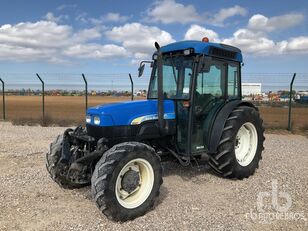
[94,116,100,125]
[86,115,91,123]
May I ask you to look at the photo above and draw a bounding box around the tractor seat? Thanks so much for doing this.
[195,93,215,116]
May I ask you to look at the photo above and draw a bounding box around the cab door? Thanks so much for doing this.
[190,58,241,153]
[190,59,226,152]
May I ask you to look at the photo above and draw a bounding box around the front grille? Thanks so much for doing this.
[86,124,112,140]
[86,124,135,140]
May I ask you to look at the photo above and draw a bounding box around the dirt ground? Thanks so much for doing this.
[1,96,141,124]
[0,122,307,230]
[0,122,308,230]
[0,96,307,130]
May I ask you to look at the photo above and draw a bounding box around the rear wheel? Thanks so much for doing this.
[209,106,265,179]
[91,142,162,221]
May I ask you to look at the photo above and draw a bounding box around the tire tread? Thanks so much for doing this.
[209,105,265,179]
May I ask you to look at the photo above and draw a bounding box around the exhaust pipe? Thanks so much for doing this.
[155,42,165,135]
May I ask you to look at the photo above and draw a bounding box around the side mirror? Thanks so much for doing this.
[198,56,212,73]
[138,61,153,77]
[138,63,145,77]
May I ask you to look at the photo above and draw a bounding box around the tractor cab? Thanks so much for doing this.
[140,38,243,156]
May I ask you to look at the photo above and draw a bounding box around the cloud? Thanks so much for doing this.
[278,36,308,54]
[73,28,102,42]
[0,22,73,49]
[210,5,248,26]
[219,12,306,55]
[222,29,276,55]
[57,4,77,11]
[106,22,175,59]
[43,12,68,23]
[222,25,308,55]
[102,13,129,23]
[0,21,127,63]
[146,0,201,24]
[0,44,55,62]
[89,13,129,25]
[248,13,304,32]
[1,8,307,66]
[145,1,247,26]
[184,25,220,42]
[76,12,129,25]
[63,44,128,59]
[183,24,280,55]
[184,13,308,56]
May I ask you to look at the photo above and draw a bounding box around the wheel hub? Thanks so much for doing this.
[121,169,140,194]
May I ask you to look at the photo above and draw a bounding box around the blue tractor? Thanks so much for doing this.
[46,38,265,221]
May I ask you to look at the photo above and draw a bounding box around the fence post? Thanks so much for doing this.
[129,73,134,101]
[288,73,296,131]
[36,73,45,121]
[0,78,5,120]
[82,74,88,115]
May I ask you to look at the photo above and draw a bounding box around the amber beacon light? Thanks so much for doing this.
[202,37,209,42]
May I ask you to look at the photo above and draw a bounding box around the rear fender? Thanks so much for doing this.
[207,100,257,153]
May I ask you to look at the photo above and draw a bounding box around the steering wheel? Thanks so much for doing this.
[194,93,216,117]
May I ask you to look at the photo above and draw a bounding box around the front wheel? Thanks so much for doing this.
[46,131,88,189]
[209,106,265,179]
[91,142,163,221]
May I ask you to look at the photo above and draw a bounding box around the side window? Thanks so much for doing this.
[183,67,192,95]
[197,61,225,97]
[148,73,158,98]
[163,65,177,97]
[228,63,240,98]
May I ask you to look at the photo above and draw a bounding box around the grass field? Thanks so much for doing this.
[0,96,307,131]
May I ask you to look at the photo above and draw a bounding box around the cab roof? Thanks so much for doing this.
[160,40,243,63]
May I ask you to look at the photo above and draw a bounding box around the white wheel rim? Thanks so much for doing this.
[115,158,154,209]
[235,122,258,166]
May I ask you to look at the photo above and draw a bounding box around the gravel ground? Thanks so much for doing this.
[0,122,307,231]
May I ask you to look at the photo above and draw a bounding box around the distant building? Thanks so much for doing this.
[241,83,262,96]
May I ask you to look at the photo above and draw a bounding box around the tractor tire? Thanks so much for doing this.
[91,142,163,221]
[46,132,86,189]
[209,106,265,179]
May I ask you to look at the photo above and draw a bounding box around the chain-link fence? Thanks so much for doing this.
[0,73,307,131]
[241,73,308,131]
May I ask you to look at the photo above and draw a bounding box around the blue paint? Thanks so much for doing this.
[87,99,175,126]
[161,40,243,62]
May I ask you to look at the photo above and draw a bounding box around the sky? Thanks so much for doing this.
[0,0,307,90]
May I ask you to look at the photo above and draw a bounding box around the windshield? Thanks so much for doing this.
[148,54,194,100]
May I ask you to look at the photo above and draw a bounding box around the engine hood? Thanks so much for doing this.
[86,99,175,126]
